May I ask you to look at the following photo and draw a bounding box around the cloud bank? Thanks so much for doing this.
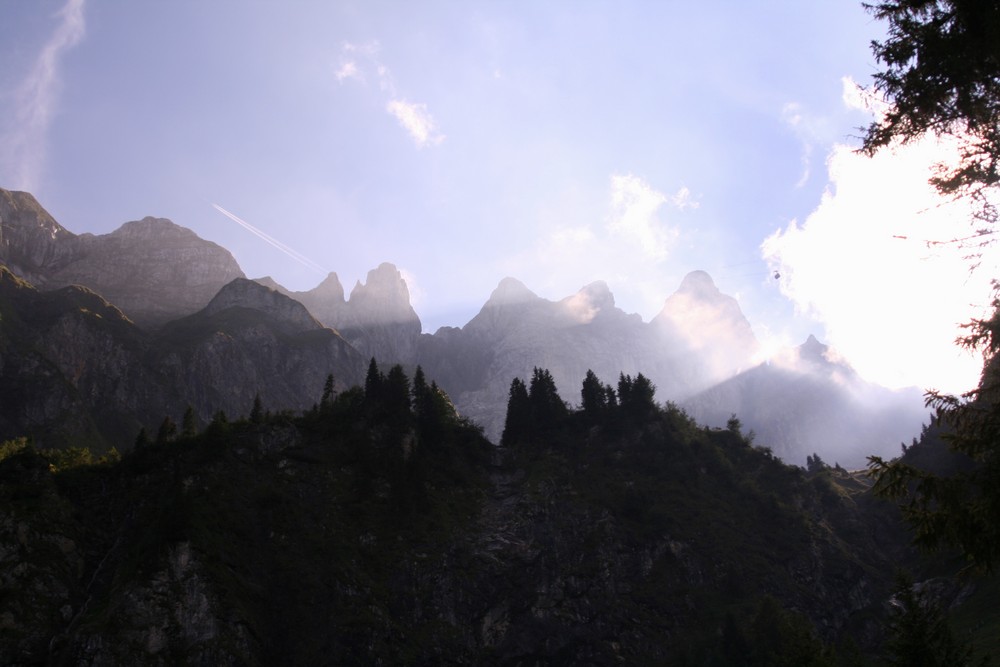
[0,0,86,190]
[763,133,998,394]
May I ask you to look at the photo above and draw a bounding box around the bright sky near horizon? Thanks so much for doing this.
[1,0,997,395]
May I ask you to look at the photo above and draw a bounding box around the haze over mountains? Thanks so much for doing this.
[0,187,928,466]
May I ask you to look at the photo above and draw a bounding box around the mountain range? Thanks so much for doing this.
[0,187,928,466]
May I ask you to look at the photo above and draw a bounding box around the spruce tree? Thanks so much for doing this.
[181,405,197,438]
[501,377,531,447]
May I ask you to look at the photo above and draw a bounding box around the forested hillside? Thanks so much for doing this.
[3,363,990,665]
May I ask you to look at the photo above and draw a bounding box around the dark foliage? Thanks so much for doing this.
[870,298,1000,572]
[863,0,1000,228]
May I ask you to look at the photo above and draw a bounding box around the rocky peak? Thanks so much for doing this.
[331,263,421,364]
[486,277,539,307]
[577,281,615,310]
[345,262,420,328]
[798,334,827,362]
[0,188,77,283]
[44,215,246,329]
[558,281,618,324]
[110,217,199,241]
[675,269,718,299]
[312,272,346,304]
[251,272,347,330]
[203,278,324,334]
[651,270,760,393]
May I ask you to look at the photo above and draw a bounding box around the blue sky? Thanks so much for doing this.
[2,1,996,394]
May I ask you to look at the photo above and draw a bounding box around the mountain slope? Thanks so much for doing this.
[0,188,244,327]
[683,335,929,467]
[0,372,924,665]
[0,269,364,449]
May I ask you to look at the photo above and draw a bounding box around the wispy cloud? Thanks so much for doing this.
[386,100,444,148]
[609,174,684,260]
[334,61,361,83]
[334,41,444,148]
[0,0,86,190]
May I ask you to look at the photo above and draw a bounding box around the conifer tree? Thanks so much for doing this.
[882,573,979,666]
[528,367,566,427]
[384,364,412,429]
[501,377,531,447]
[320,373,335,408]
[250,393,264,424]
[156,416,177,444]
[181,405,198,438]
[581,369,607,419]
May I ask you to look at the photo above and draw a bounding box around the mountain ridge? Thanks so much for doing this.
[0,186,928,464]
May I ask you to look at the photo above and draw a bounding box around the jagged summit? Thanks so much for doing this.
[0,188,245,327]
[576,280,615,310]
[675,269,718,297]
[486,277,539,306]
[313,271,346,302]
[799,334,827,361]
[346,262,419,326]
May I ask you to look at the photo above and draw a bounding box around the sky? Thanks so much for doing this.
[1,0,997,396]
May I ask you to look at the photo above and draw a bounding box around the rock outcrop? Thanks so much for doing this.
[0,189,77,284]
[0,188,245,328]
[255,263,421,364]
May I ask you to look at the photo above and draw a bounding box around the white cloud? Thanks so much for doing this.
[386,99,444,148]
[762,134,998,394]
[334,61,361,83]
[0,0,86,190]
[334,40,443,148]
[608,174,682,261]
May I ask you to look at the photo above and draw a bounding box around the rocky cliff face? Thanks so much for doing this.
[0,268,364,449]
[0,188,245,328]
[412,273,763,442]
[158,279,365,423]
[47,217,245,328]
[0,189,77,285]
[255,263,421,364]
[416,278,662,440]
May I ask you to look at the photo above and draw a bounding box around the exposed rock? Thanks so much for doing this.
[47,217,245,328]
[0,188,245,328]
[0,189,77,285]
[0,269,364,449]
[418,278,657,441]
[254,272,347,330]
[257,263,420,364]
